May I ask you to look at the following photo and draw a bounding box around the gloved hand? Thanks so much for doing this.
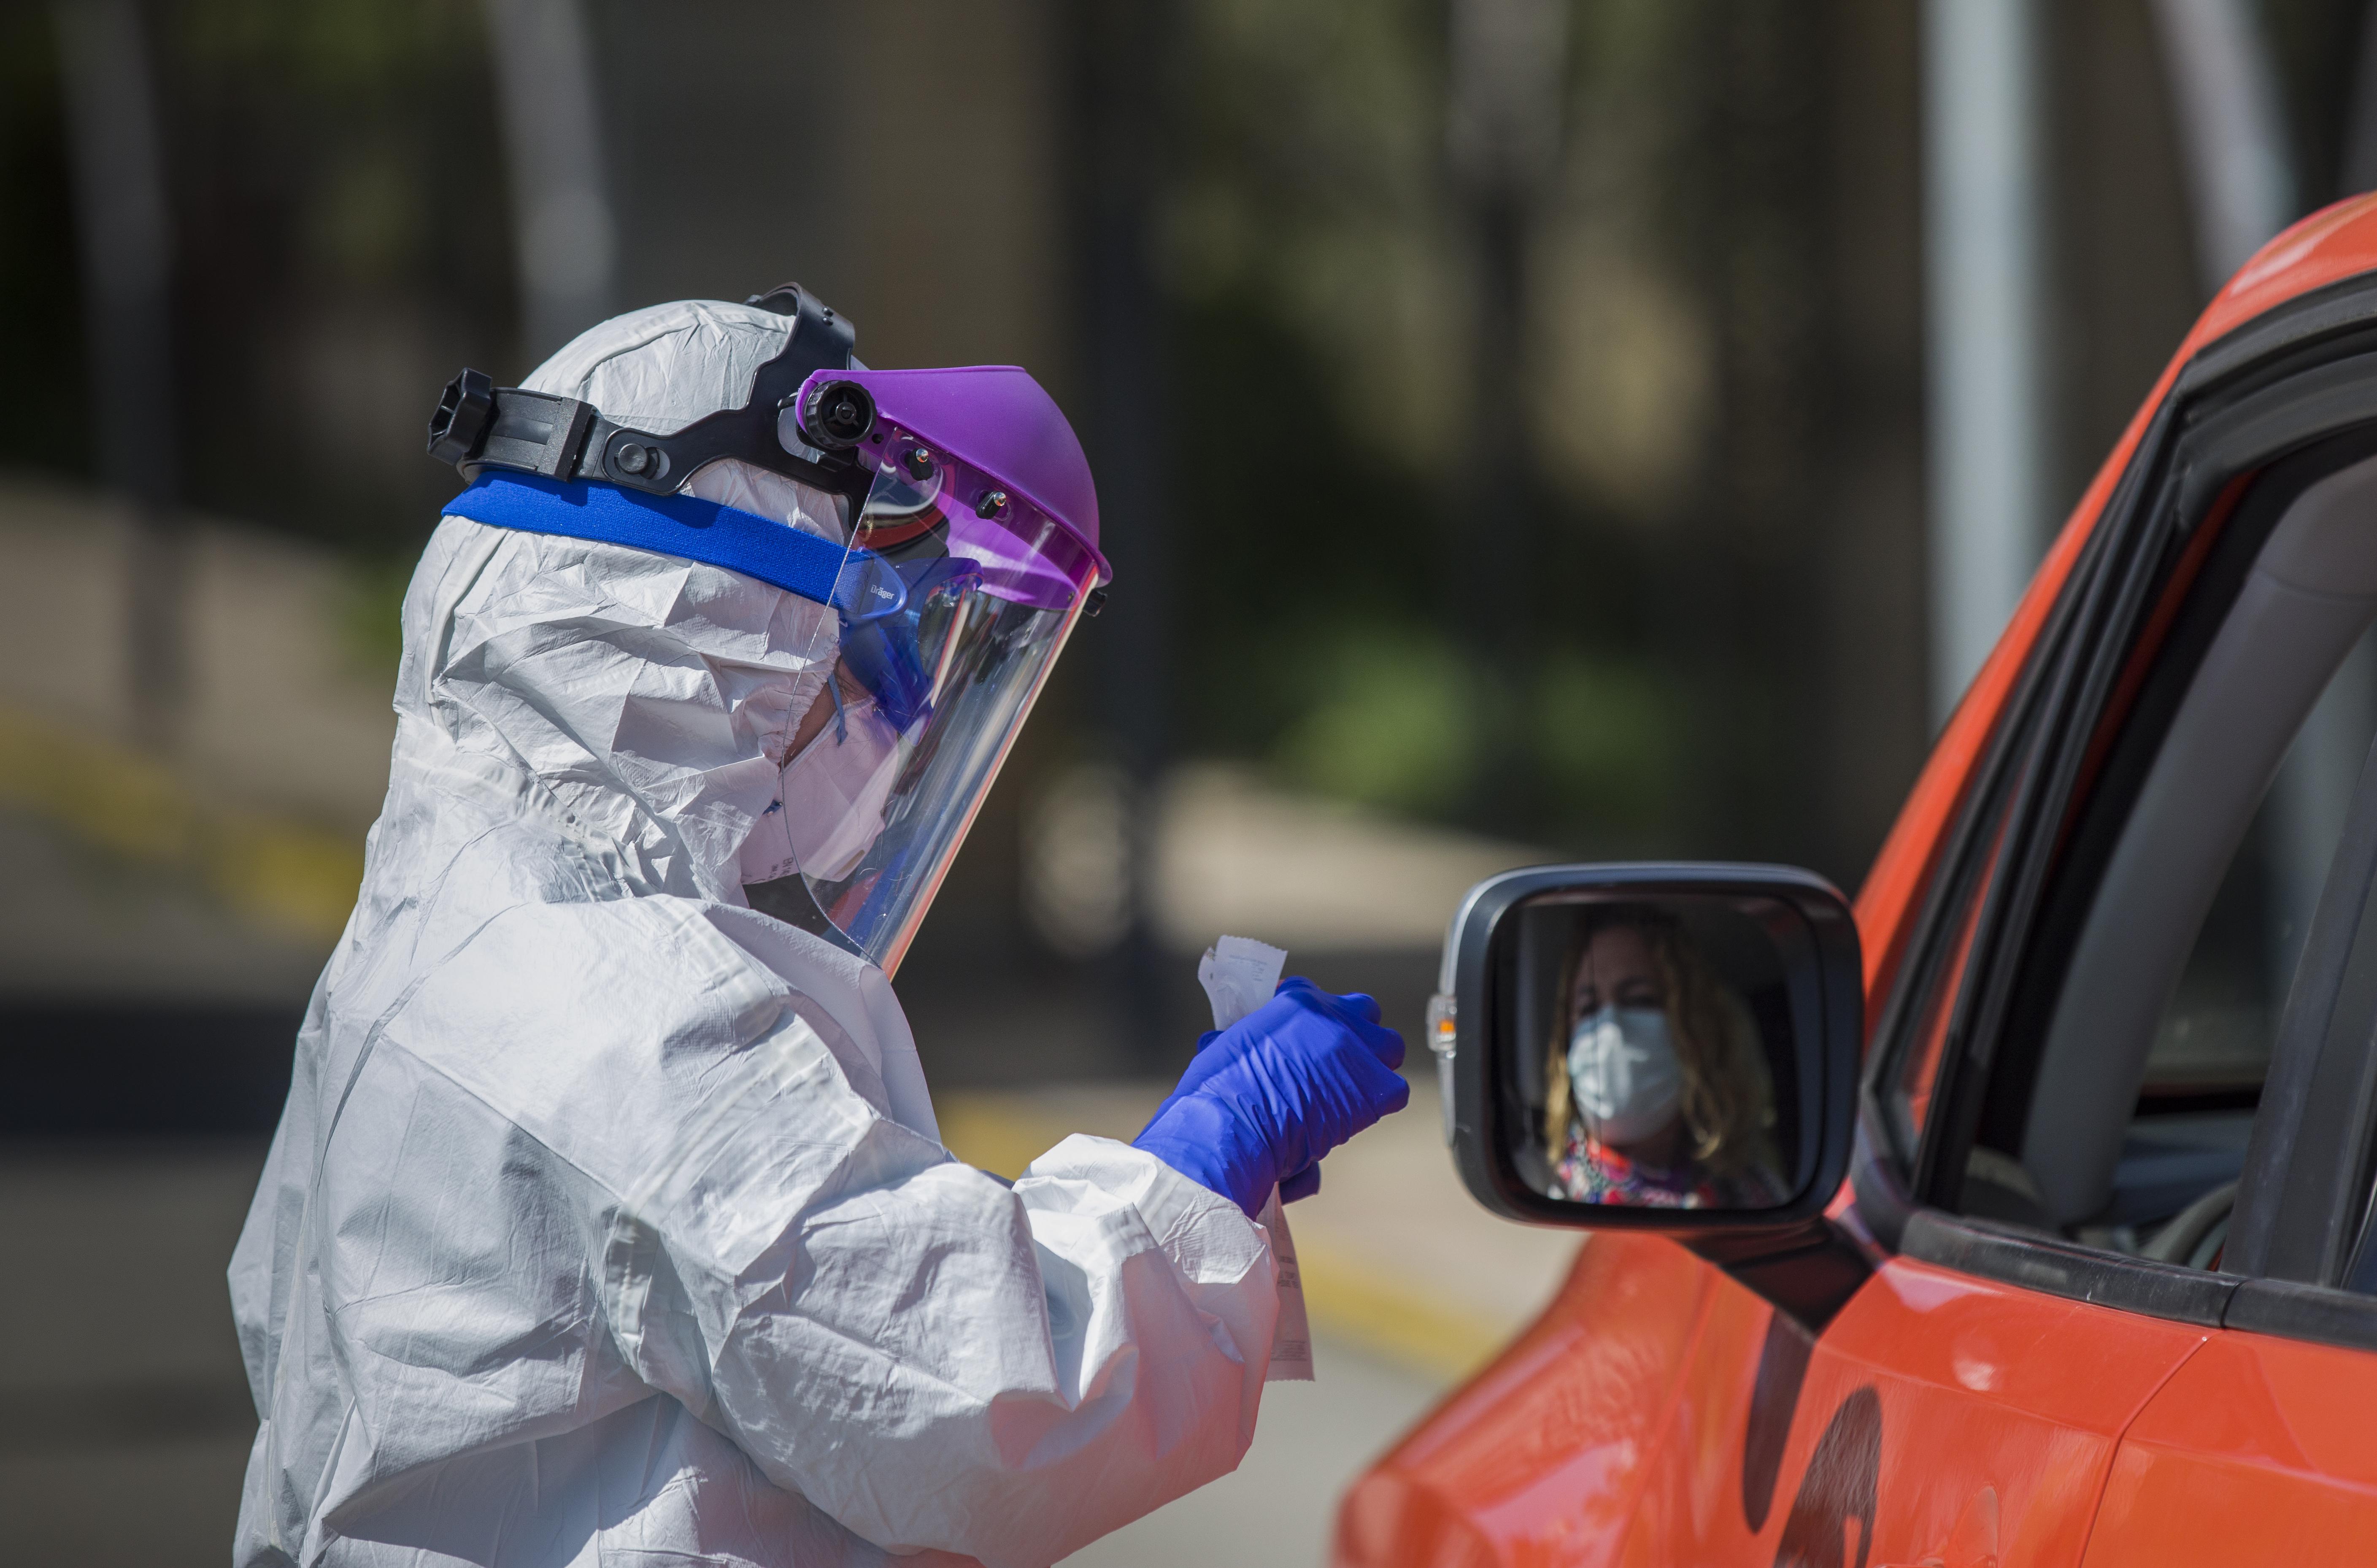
[1148,996,1356,1205]
[1154,1026,1327,1201]
[1132,977,1409,1218]
[1143,1041,1327,1201]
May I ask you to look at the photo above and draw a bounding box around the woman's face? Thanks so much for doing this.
[1567,923,1684,1166]
[1571,925,1664,1019]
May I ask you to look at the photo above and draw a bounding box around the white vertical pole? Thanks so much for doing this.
[483,0,617,361]
[2150,0,2295,283]
[1923,0,2048,727]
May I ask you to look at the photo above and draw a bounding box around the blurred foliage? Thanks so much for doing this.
[1161,291,1448,750]
[1266,622,1675,846]
[0,0,506,562]
[1160,0,1688,850]
[18,0,2367,886]
[1532,651,1675,838]
[1159,0,1456,475]
[176,0,478,85]
[166,0,508,550]
[1270,625,1475,816]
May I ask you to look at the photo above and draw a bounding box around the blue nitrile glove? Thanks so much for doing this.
[1132,977,1409,1218]
[1152,983,1377,1204]
[1153,1026,1321,1201]
[1148,981,1390,1117]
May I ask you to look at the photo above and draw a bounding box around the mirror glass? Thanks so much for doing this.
[1498,892,1816,1212]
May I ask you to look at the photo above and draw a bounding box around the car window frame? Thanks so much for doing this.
[1961,445,2318,1176]
[1858,532,2097,1163]
[2231,719,2377,1287]
[1853,412,2144,1218]
[1861,270,2377,1350]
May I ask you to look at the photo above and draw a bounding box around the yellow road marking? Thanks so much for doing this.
[0,704,362,943]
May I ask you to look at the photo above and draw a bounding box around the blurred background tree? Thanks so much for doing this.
[6,0,2377,1066]
[4,0,2375,1036]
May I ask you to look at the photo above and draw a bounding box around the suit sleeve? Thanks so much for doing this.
[601,1009,1281,1568]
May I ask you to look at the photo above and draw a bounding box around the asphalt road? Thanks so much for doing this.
[0,1139,265,1567]
[1061,1340,1445,1567]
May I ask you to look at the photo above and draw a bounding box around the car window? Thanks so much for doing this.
[2075,635,2377,1261]
[2101,632,2377,1264]
[2148,636,2377,1107]
[1959,452,2377,1267]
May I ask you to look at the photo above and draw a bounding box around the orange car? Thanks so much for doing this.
[1339,194,2377,1567]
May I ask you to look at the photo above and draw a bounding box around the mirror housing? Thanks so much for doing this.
[1435,862,1871,1328]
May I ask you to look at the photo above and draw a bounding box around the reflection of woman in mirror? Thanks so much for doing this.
[1542,909,1780,1208]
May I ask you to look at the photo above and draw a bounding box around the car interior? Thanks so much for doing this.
[1961,453,2377,1268]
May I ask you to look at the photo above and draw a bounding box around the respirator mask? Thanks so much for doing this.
[1566,1004,1685,1148]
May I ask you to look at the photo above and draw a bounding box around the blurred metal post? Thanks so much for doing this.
[1074,0,1177,1067]
[1446,0,1565,819]
[2150,0,2294,283]
[1922,0,2048,728]
[54,0,185,749]
[483,0,616,362]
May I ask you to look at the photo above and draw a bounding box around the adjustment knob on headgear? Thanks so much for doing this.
[428,368,495,467]
[797,378,877,450]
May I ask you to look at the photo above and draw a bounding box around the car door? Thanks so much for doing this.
[1608,1259,2206,1568]
[2085,1331,2377,1563]
[1816,267,2377,1565]
[2076,673,2377,1563]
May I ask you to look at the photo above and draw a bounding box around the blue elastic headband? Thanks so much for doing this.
[441,471,851,607]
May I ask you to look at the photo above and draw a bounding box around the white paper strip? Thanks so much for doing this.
[1196,935,1314,1382]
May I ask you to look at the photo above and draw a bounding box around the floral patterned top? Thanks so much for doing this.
[1550,1124,1780,1209]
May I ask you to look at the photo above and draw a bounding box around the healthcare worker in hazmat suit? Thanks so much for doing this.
[227,285,1409,1568]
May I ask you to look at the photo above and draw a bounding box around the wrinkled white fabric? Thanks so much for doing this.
[228,302,1279,1568]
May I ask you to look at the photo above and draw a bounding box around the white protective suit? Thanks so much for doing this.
[229,301,1281,1568]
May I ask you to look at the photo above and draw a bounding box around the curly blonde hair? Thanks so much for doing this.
[1542,909,1776,1179]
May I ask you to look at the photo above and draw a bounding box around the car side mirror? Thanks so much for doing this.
[1431,863,1871,1328]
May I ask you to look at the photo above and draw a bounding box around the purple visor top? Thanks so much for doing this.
[796,366,1110,586]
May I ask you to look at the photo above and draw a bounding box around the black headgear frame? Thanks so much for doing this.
[425,283,879,518]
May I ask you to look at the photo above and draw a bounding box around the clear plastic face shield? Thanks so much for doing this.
[735,424,1102,972]
[429,291,1106,974]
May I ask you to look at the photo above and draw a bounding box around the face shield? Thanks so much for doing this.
[427,288,1107,974]
[734,424,1102,970]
